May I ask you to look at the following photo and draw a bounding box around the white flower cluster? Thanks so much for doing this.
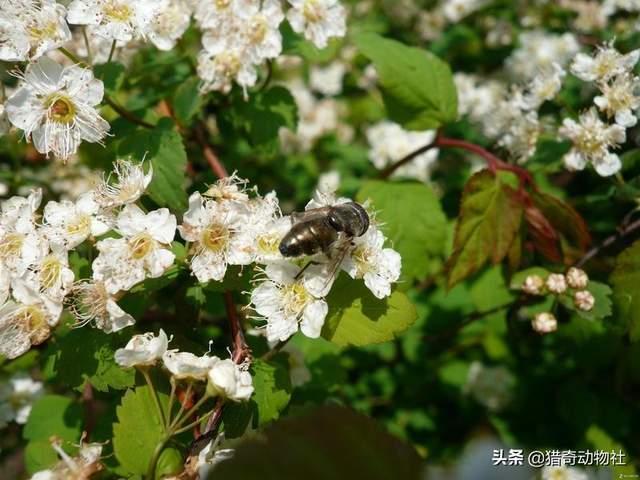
[114,329,254,401]
[0,159,162,358]
[464,361,515,411]
[365,121,439,182]
[177,176,401,343]
[193,0,346,95]
[559,43,640,176]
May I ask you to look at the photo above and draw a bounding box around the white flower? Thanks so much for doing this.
[195,434,234,479]
[594,73,640,127]
[67,0,167,42]
[207,358,254,401]
[115,329,168,367]
[559,108,626,177]
[366,122,439,182]
[520,63,566,110]
[541,464,588,480]
[148,0,192,51]
[43,192,110,250]
[197,44,258,95]
[250,262,328,342]
[566,267,588,289]
[6,57,109,161]
[0,0,71,62]
[574,290,595,311]
[203,173,250,204]
[236,0,284,63]
[92,205,176,293]
[0,373,43,427]
[0,192,48,277]
[571,43,640,83]
[194,0,236,30]
[532,312,557,334]
[286,0,347,49]
[498,110,540,164]
[24,247,75,302]
[69,280,134,332]
[310,62,346,96]
[30,438,103,480]
[341,226,401,299]
[178,192,252,283]
[0,280,62,359]
[522,274,545,295]
[95,158,153,208]
[162,350,216,380]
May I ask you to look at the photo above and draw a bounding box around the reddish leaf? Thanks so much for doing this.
[524,204,562,262]
[531,190,591,260]
[446,170,524,288]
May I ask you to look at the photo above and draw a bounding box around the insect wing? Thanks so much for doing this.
[290,206,332,225]
[303,235,353,297]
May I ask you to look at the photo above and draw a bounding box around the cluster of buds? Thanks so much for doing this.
[522,267,595,334]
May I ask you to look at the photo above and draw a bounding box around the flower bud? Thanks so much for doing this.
[532,312,557,334]
[207,359,254,402]
[574,290,595,311]
[522,274,545,295]
[114,329,168,367]
[546,273,567,294]
[566,267,589,289]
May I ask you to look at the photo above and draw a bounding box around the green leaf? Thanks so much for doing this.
[321,276,417,347]
[94,62,125,95]
[251,358,292,426]
[172,77,202,126]
[225,86,298,156]
[25,439,59,474]
[117,118,188,212]
[354,32,457,130]
[210,405,423,480]
[586,425,636,476]
[113,386,168,475]
[558,281,612,321]
[155,447,183,479]
[446,170,524,288]
[357,180,447,282]
[43,327,135,392]
[610,240,640,341]
[24,394,83,442]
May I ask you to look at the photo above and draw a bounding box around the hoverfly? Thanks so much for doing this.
[278,202,370,289]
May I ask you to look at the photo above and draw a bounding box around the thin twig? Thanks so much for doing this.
[107,40,117,63]
[81,28,93,64]
[379,140,438,179]
[575,217,640,267]
[194,123,228,179]
[103,96,155,129]
[82,383,95,440]
[261,338,290,362]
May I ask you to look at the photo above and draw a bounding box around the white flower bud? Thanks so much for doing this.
[207,359,254,402]
[566,267,589,289]
[532,312,557,334]
[574,290,595,311]
[546,273,567,294]
[522,274,545,295]
[162,351,217,381]
[114,330,168,367]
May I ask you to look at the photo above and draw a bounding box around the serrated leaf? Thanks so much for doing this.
[354,32,457,130]
[251,358,292,426]
[43,328,135,392]
[113,386,168,475]
[446,170,524,288]
[24,394,82,442]
[117,118,187,212]
[321,276,417,347]
[226,86,298,156]
[172,77,202,126]
[211,405,422,480]
[94,62,125,95]
[357,180,447,282]
[558,281,612,321]
[610,240,640,341]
